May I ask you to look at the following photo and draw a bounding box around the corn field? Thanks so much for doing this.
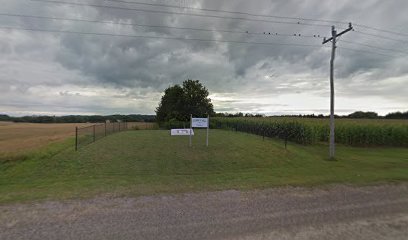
[210,117,408,147]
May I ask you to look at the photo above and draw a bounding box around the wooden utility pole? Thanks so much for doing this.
[323,23,353,160]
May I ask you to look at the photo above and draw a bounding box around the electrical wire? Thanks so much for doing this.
[89,0,350,25]
[338,46,397,57]
[27,0,335,28]
[31,0,407,38]
[339,39,407,55]
[30,0,408,41]
[0,25,399,58]
[354,23,408,38]
[0,25,325,48]
[0,13,325,38]
[353,30,408,44]
[102,0,408,38]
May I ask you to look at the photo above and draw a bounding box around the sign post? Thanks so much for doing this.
[191,116,210,147]
[206,115,209,147]
[189,114,192,147]
[171,129,194,136]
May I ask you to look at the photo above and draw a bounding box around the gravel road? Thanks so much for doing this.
[1,184,407,240]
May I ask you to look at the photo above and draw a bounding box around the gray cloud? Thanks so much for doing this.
[0,0,407,116]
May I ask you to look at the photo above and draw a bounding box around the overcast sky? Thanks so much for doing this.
[0,0,407,116]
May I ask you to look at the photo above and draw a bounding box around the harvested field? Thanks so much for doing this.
[0,122,90,154]
[127,122,157,130]
[0,122,157,155]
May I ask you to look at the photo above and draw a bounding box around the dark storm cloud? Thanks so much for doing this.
[0,0,407,115]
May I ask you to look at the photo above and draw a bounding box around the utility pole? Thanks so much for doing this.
[322,23,353,160]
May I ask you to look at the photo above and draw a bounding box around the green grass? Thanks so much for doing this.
[0,129,407,204]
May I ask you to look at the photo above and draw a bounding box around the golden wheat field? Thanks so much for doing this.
[0,122,157,154]
[0,122,91,154]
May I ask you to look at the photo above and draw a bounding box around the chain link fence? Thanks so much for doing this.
[75,122,128,150]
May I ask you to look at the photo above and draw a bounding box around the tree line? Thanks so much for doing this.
[215,111,408,119]
[1,111,406,124]
[0,114,156,123]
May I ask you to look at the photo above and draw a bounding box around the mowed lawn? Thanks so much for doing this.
[0,129,407,203]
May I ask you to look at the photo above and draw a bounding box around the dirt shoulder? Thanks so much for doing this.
[1,184,407,240]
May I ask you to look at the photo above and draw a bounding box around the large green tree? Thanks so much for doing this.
[156,80,215,122]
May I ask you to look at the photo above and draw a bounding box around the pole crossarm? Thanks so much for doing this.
[322,23,353,44]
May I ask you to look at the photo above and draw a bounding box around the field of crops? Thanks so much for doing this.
[0,122,158,158]
[210,117,408,147]
[0,122,92,155]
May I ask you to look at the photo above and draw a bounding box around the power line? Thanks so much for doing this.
[338,39,408,55]
[104,0,408,38]
[353,30,408,44]
[0,25,399,58]
[0,25,325,48]
[338,46,397,57]
[32,0,408,38]
[28,0,335,28]
[354,23,408,38]
[90,0,350,25]
[0,13,325,39]
[104,0,407,38]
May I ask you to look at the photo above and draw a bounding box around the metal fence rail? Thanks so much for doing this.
[75,122,128,150]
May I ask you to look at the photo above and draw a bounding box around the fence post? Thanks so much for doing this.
[105,122,107,137]
[263,128,265,141]
[119,122,121,132]
[75,127,78,151]
[93,125,96,142]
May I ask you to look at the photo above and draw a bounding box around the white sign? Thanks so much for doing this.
[171,129,194,136]
[192,118,208,128]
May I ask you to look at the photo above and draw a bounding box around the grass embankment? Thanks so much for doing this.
[0,130,407,204]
